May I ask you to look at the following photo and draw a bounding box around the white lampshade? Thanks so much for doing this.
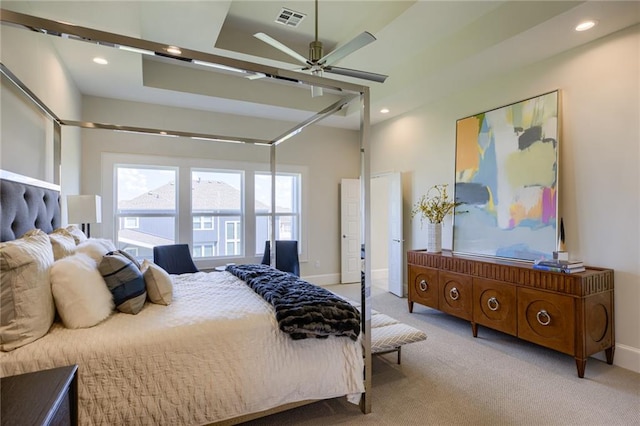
[67,195,102,224]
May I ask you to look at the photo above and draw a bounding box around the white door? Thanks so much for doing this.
[341,178,361,283]
[388,172,403,296]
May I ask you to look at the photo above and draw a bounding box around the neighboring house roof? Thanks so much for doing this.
[119,179,273,212]
[118,229,173,248]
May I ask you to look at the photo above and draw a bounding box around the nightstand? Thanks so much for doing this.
[1,365,78,426]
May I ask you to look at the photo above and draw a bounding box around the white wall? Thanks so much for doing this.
[370,25,640,373]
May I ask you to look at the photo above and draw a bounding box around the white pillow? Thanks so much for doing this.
[65,224,87,244]
[141,259,173,305]
[0,229,55,351]
[50,253,115,329]
[49,229,77,260]
[74,238,116,264]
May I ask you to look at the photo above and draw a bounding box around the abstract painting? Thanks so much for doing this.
[453,91,559,261]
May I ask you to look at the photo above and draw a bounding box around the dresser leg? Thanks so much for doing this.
[471,322,478,338]
[605,346,615,365]
[575,358,586,378]
[408,300,414,313]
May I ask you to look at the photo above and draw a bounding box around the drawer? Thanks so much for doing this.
[583,291,614,357]
[473,278,517,336]
[517,288,575,355]
[439,271,473,321]
[408,265,439,309]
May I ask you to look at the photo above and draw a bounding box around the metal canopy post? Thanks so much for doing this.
[270,144,277,268]
[359,88,372,414]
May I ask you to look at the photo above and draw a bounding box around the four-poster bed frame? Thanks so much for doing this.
[1,7,374,418]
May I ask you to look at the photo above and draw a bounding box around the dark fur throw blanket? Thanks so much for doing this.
[226,264,360,341]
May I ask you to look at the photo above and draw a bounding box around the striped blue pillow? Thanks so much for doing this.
[98,251,146,314]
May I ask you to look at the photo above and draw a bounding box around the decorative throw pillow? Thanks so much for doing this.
[109,249,141,269]
[65,225,87,244]
[49,228,77,260]
[0,229,56,351]
[75,238,116,264]
[141,259,173,305]
[50,253,114,329]
[99,252,147,314]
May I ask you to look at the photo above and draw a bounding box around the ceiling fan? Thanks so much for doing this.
[254,0,388,97]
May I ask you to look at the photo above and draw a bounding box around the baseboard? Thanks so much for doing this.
[302,273,342,286]
[371,268,388,281]
[592,343,640,374]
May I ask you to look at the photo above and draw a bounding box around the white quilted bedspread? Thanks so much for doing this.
[0,272,364,425]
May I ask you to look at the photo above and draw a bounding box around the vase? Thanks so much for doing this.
[426,222,442,253]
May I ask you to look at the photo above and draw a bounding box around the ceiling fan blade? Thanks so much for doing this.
[319,31,376,67]
[254,32,310,66]
[310,69,323,97]
[324,66,388,83]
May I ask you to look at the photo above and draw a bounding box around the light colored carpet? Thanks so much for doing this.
[242,283,640,425]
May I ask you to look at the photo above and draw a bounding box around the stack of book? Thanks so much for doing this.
[533,259,585,273]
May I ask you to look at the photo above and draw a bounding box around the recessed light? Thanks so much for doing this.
[166,46,182,55]
[380,108,390,114]
[93,57,108,65]
[575,20,597,32]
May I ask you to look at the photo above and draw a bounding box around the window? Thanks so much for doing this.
[115,166,177,261]
[255,172,301,254]
[225,220,241,255]
[193,216,213,230]
[105,153,307,268]
[124,217,139,229]
[123,247,139,257]
[193,244,216,258]
[192,170,242,258]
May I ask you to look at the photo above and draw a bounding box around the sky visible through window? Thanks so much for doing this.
[117,167,175,203]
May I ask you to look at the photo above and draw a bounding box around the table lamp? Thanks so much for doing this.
[67,195,102,237]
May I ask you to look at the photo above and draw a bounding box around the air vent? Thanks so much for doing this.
[275,7,306,27]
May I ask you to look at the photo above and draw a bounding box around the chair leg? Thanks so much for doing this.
[397,347,402,364]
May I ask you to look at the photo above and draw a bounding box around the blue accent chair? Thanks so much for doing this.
[261,240,300,277]
[153,244,199,275]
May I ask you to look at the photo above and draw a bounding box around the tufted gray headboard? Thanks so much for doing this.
[0,170,61,242]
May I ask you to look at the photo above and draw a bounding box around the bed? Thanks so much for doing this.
[1,8,382,421]
[0,171,365,425]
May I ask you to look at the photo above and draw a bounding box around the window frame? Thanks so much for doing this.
[254,171,302,254]
[102,153,308,270]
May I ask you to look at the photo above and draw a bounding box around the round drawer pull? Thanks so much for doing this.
[487,297,499,311]
[419,279,428,292]
[449,287,459,300]
[536,309,551,326]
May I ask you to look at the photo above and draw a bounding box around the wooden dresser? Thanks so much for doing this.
[1,365,78,425]
[407,250,614,378]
